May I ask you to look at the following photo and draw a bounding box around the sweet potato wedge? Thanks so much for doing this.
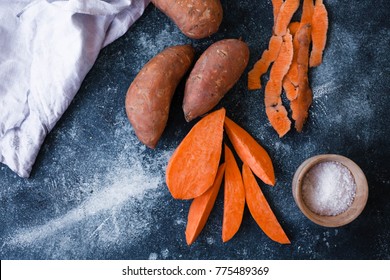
[224,117,275,186]
[165,108,225,199]
[186,163,226,245]
[242,163,290,244]
[222,144,245,242]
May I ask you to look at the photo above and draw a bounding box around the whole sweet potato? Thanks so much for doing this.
[151,0,223,39]
[183,39,250,122]
[125,44,195,148]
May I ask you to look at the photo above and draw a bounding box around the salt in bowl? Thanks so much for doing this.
[292,154,369,227]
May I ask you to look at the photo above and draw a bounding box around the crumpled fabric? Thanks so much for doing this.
[0,0,150,178]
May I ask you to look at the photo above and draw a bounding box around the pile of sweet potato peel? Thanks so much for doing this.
[165,108,290,245]
[248,0,328,137]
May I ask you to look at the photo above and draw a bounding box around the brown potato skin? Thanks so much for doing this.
[125,45,195,148]
[151,0,223,39]
[183,39,250,122]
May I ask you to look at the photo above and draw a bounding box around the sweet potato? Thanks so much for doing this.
[125,44,195,148]
[165,108,225,199]
[222,144,245,242]
[242,163,290,244]
[183,39,249,122]
[224,117,275,186]
[151,0,223,39]
[186,163,225,245]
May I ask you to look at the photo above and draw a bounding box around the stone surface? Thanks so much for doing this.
[1,0,389,259]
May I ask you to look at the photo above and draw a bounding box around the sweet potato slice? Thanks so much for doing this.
[166,108,225,199]
[224,117,275,186]
[222,145,245,242]
[186,163,226,245]
[242,163,290,244]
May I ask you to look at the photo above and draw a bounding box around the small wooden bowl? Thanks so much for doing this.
[292,154,368,227]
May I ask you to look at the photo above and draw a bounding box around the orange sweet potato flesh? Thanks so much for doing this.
[300,0,315,26]
[283,77,298,101]
[165,108,225,199]
[288,21,300,36]
[282,22,299,101]
[265,31,293,137]
[248,35,283,90]
[183,39,249,122]
[224,117,275,186]
[291,24,313,132]
[285,0,314,88]
[222,145,245,242]
[125,44,195,148]
[242,163,290,244]
[186,163,226,245]
[272,0,284,27]
[151,0,223,39]
[309,0,328,67]
[273,0,300,36]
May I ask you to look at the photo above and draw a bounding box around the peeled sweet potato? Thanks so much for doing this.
[125,44,195,148]
[183,39,249,122]
[151,0,223,39]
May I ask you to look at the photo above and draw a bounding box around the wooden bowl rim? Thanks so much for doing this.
[292,154,369,227]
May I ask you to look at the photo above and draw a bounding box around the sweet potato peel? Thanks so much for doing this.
[242,163,290,244]
[285,0,315,88]
[274,0,300,36]
[248,35,283,90]
[166,108,225,199]
[272,0,284,28]
[248,0,329,135]
[291,23,313,132]
[300,0,315,26]
[265,31,293,137]
[288,21,300,36]
[310,0,328,67]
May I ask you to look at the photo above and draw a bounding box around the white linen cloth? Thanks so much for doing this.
[0,0,150,177]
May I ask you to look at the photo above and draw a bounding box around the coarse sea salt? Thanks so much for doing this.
[302,161,357,216]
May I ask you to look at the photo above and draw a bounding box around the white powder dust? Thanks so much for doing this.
[148,252,158,260]
[7,163,162,246]
[136,24,190,60]
[302,161,357,216]
[4,112,173,258]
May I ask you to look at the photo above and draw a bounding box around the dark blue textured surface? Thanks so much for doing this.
[1,0,390,259]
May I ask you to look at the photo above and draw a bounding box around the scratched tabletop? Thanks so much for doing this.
[1,0,389,260]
